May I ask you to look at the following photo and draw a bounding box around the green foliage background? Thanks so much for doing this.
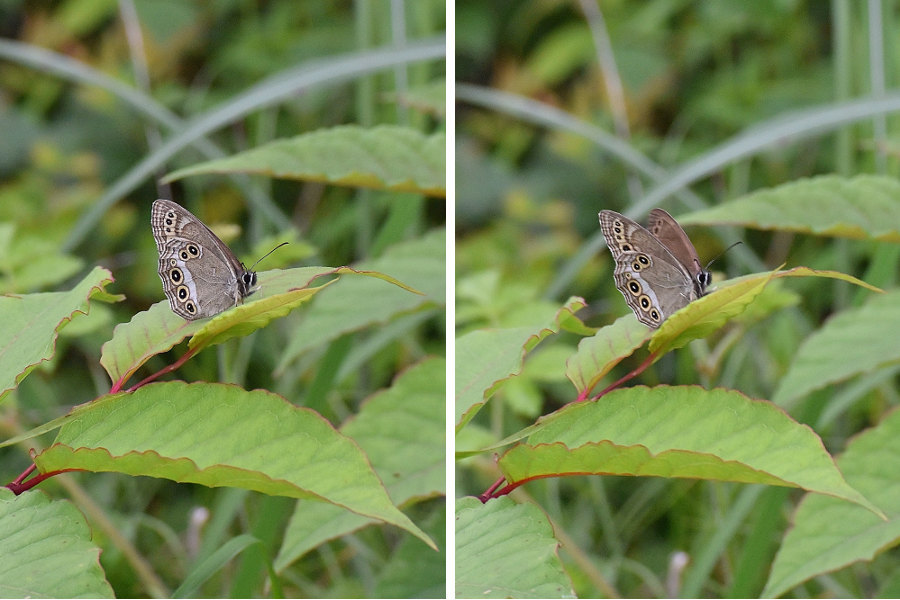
[457,1,900,598]
[0,1,445,598]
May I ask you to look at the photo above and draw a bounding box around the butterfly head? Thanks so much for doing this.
[240,268,259,297]
[694,259,712,290]
[240,241,288,298]
[697,240,742,295]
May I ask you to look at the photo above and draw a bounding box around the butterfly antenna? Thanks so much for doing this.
[704,241,743,270]
[248,242,289,270]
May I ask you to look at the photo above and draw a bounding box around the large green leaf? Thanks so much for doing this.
[0,266,121,403]
[33,381,434,549]
[491,386,880,514]
[165,125,445,197]
[679,174,900,241]
[100,266,417,389]
[764,407,900,598]
[455,297,586,431]
[0,489,113,598]
[275,357,445,571]
[773,289,900,408]
[276,229,445,373]
[456,496,574,599]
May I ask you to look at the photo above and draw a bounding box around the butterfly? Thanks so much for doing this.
[151,199,263,320]
[598,209,710,328]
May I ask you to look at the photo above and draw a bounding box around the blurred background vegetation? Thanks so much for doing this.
[0,1,444,597]
[456,1,900,597]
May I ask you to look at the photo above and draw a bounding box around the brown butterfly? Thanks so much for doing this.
[598,209,710,328]
[151,199,260,320]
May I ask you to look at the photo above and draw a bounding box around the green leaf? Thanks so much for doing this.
[341,356,445,502]
[773,289,900,409]
[456,496,574,599]
[101,266,417,388]
[763,407,900,598]
[164,124,445,197]
[769,265,883,291]
[276,229,445,373]
[188,267,421,352]
[647,267,880,356]
[455,297,586,431]
[0,266,121,403]
[565,315,650,398]
[275,357,445,570]
[493,386,881,515]
[647,270,777,355]
[0,411,79,449]
[100,267,332,386]
[275,502,365,574]
[34,381,435,549]
[0,223,84,293]
[0,489,113,598]
[679,174,900,241]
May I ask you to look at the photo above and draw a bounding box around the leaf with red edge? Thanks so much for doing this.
[490,386,881,516]
[33,381,434,549]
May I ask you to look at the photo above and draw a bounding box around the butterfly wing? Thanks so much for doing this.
[599,210,699,328]
[647,208,709,294]
[151,199,251,320]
